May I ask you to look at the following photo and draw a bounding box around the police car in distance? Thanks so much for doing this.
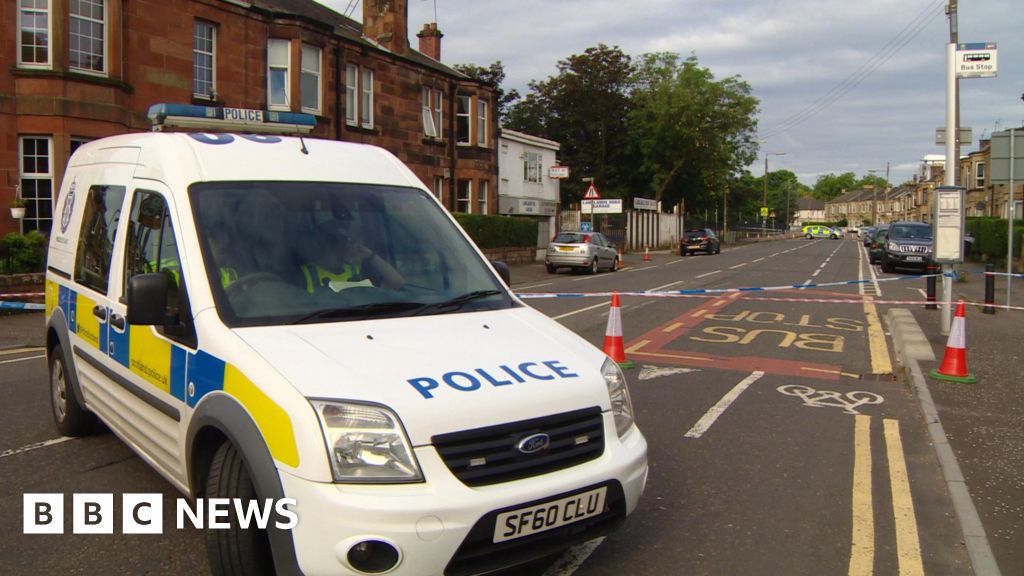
[44,104,648,576]
[801,225,839,239]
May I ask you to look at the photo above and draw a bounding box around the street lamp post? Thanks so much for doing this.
[868,163,890,225]
[763,152,786,234]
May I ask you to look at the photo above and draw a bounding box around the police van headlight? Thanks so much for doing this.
[602,358,636,437]
[311,401,423,483]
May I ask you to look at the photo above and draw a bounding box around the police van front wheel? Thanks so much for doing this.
[49,344,98,436]
[205,441,275,576]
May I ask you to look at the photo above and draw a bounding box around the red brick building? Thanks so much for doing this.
[1,0,497,236]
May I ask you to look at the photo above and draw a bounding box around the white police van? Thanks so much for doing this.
[44,104,648,575]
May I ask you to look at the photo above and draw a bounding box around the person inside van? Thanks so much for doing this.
[207,226,240,289]
[300,221,404,292]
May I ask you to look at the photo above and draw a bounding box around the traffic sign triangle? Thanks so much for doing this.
[583,183,601,199]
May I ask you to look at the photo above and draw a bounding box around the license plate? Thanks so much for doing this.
[906,256,923,262]
[688,244,702,249]
[557,246,575,252]
[492,486,607,543]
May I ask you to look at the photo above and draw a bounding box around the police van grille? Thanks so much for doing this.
[432,407,605,486]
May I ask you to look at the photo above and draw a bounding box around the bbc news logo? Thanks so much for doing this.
[23,494,297,534]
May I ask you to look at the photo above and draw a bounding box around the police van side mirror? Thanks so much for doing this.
[127,273,170,326]
[490,260,511,286]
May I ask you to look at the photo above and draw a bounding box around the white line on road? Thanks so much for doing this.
[812,269,822,277]
[729,262,748,269]
[1,436,75,460]
[542,537,606,576]
[0,354,46,365]
[649,281,684,292]
[0,347,45,356]
[552,301,609,321]
[515,282,553,290]
[696,270,721,279]
[685,371,765,438]
[752,257,765,263]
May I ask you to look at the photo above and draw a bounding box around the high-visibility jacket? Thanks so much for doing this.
[301,262,360,293]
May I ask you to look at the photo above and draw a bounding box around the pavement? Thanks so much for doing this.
[2,256,1020,574]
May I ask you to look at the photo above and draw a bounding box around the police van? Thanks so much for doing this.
[44,104,648,575]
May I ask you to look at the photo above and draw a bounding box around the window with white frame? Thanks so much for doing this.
[456,95,471,145]
[524,151,543,183]
[70,0,106,73]
[422,86,437,137]
[19,0,51,67]
[300,44,321,114]
[456,180,471,213]
[267,39,290,110]
[345,64,358,125]
[476,99,488,146]
[432,176,444,200]
[193,20,216,99]
[975,162,985,189]
[360,68,374,128]
[18,136,54,233]
[477,180,488,214]
[433,89,443,139]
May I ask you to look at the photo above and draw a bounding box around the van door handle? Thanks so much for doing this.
[110,314,125,330]
[92,305,108,321]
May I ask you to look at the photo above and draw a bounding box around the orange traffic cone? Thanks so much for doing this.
[603,293,634,369]
[643,245,651,262]
[616,252,625,270]
[929,301,976,383]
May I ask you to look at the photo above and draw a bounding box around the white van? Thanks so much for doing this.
[44,106,647,575]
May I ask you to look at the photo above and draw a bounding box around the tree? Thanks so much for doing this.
[627,53,759,214]
[452,61,519,122]
[504,44,636,206]
[812,172,859,201]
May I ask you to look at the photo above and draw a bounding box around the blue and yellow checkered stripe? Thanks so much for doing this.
[49,279,299,467]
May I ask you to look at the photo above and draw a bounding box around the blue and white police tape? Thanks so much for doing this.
[983,271,1024,279]
[516,272,956,299]
[0,300,45,311]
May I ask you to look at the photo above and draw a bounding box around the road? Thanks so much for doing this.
[0,237,981,575]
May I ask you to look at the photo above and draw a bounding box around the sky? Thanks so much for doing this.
[320,0,1022,188]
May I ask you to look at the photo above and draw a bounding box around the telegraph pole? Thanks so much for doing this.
[941,1,958,335]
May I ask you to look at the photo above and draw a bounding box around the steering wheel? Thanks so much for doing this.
[225,272,283,298]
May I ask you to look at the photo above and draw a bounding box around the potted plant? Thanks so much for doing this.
[10,196,27,219]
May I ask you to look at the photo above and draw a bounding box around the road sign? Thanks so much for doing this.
[583,183,601,200]
[760,207,769,218]
[582,199,622,214]
[956,42,997,79]
[633,197,657,211]
[548,165,570,179]
[935,127,974,145]
[580,221,592,232]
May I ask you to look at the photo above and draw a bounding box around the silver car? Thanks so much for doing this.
[545,231,619,274]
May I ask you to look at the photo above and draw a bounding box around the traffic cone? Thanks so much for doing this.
[929,301,976,383]
[616,252,625,270]
[603,293,634,369]
[643,245,651,262]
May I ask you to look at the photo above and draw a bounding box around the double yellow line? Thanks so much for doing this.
[849,415,924,576]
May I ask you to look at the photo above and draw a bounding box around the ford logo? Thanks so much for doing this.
[517,433,550,454]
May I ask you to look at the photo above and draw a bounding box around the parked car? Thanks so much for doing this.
[545,231,619,274]
[860,226,876,246]
[680,228,721,256]
[868,224,891,264]
[802,225,838,239]
[880,221,933,273]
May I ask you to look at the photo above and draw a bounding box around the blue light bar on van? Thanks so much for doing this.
[147,103,316,134]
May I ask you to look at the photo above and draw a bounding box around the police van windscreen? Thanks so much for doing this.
[189,182,513,327]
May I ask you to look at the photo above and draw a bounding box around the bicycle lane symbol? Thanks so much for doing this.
[777,384,884,415]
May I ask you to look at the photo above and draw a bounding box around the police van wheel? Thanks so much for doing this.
[205,442,275,576]
[49,344,98,437]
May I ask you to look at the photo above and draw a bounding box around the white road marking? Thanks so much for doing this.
[812,269,822,277]
[0,437,75,460]
[552,301,609,321]
[648,281,684,292]
[696,270,721,279]
[729,262,748,269]
[542,537,606,576]
[685,371,765,438]
[0,354,46,365]
[0,347,45,356]
[752,257,765,263]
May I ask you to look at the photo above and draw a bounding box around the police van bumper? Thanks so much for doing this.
[281,417,647,576]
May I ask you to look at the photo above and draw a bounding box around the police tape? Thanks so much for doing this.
[0,301,45,311]
[517,272,955,299]
[983,271,1024,279]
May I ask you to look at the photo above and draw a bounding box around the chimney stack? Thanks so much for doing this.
[417,23,443,61]
[362,0,408,55]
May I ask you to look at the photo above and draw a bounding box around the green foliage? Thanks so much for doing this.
[812,172,858,201]
[1,231,47,273]
[966,217,1024,258]
[453,214,537,249]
